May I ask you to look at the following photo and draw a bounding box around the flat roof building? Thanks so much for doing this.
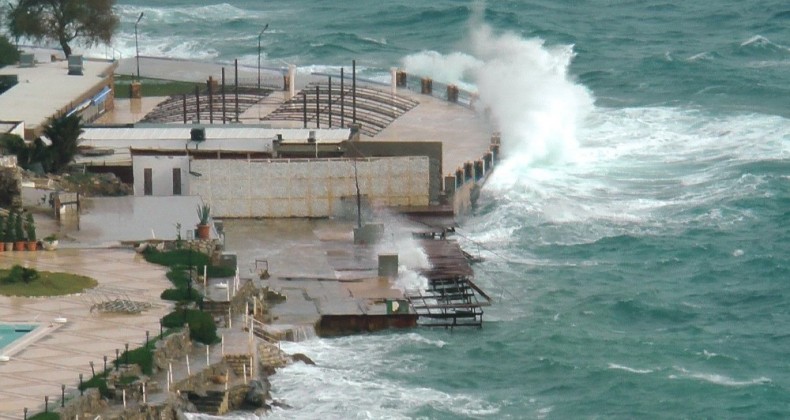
[0,54,117,139]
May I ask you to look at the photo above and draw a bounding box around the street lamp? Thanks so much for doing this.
[257,23,269,91]
[135,12,144,80]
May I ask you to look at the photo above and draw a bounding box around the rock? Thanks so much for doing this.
[291,353,316,365]
[271,399,292,409]
[210,375,227,384]
[245,379,271,407]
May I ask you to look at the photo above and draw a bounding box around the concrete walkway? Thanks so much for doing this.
[0,249,173,420]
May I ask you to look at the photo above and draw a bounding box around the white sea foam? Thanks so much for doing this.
[262,336,500,419]
[608,363,654,374]
[401,14,593,168]
[672,367,771,387]
[464,105,790,247]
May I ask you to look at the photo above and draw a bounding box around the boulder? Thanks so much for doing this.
[291,353,316,365]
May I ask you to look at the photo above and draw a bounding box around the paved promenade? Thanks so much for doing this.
[0,250,173,420]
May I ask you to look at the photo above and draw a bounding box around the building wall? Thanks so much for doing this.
[132,155,189,196]
[191,156,430,218]
[344,141,442,205]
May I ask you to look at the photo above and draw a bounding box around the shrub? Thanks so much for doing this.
[162,309,218,345]
[2,265,39,284]
[0,36,19,68]
[161,287,203,304]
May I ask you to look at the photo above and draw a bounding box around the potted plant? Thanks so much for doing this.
[25,213,37,251]
[13,211,26,251]
[43,234,58,251]
[196,204,211,240]
[4,212,14,251]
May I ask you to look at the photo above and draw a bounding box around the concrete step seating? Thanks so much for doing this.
[264,83,419,137]
[141,87,273,123]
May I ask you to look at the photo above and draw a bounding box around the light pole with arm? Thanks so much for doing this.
[257,23,269,91]
[135,12,144,80]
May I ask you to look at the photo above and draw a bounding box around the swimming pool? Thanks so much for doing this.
[0,324,37,353]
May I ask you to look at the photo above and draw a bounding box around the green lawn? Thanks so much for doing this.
[114,75,199,99]
[0,268,98,297]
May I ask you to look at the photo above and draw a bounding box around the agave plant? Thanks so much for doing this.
[196,204,211,225]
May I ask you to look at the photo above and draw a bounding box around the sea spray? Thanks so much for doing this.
[402,24,594,177]
[374,217,431,292]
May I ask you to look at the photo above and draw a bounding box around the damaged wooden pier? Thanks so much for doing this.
[406,238,492,328]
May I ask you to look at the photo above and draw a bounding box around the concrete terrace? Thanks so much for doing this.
[0,249,173,420]
[111,56,494,176]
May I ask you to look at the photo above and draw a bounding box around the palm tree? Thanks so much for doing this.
[44,114,84,173]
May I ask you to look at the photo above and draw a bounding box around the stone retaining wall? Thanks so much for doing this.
[153,327,192,372]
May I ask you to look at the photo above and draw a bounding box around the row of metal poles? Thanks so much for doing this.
[301,60,356,129]
[182,60,358,127]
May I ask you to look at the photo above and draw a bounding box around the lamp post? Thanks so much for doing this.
[134,12,144,80]
[257,23,269,91]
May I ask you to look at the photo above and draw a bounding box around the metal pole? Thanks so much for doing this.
[341,68,345,127]
[235,59,239,122]
[208,77,214,124]
[135,12,144,80]
[303,93,307,128]
[182,94,187,124]
[316,85,320,128]
[328,76,332,127]
[222,68,226,124]
[195,85,200,123]
[352,59,356,124]
[61,385,65,407]
[257,24,269,91]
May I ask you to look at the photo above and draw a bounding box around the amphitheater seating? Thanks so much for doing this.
[263,83,419,137]
[141,87,273,124]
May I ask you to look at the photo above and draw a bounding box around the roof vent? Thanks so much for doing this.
[190,127,206,141]
[68,55,83,75]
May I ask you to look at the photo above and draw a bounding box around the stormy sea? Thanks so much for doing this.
[102,0,790,418]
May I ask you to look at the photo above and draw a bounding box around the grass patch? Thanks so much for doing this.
[120,342,156,375]
[79,372,111,398]
[28,413,59,420]
[0,268,97,297]
[114,75,197,99]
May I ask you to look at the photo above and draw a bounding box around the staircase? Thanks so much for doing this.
[202,300,230,321]
[223,354,253,377]
[187,390,228,415]
[258,342,288,369]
